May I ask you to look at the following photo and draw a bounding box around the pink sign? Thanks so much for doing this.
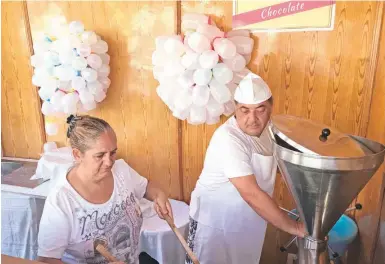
[233,1,335,28]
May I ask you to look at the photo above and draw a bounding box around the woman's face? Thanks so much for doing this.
[74,129,118,178]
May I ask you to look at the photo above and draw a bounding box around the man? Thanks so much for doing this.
[186,73,306,264]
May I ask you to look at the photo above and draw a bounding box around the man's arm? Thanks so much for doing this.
[229,175,306,237]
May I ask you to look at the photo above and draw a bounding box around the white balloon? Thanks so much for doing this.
[58,80,71,92]
[81,68,98,82]
[99,53,110,65]
[31,54,45,68]
[50,90,66,107]
[42,77,59,90]
[33,40,51,54]
[38,86,55,101]
[213,63,233,84]
[164,59,185,77]
[181,51,199,70]
[192,85,210,106]
[206,114,220,125]
[199,50,219,69]
[209,79,231,104]
[228,36,254,55]
[243,54,252,64]
[157,83,178,109]
[174,88,193,111]
[164,38,185,56]
[63,103,77,115]
[41,101,55,116]
[82,100,97,111]
[213,38,237,59]
[223,100,235,116]
[72,56,88,70]
[187,32,211,53]
[59,48,75,65]
[97,64,110,78]
[153,65,163,80]
[43,142,57,152]
[98,77,111,90]
[69,21,84,34]
[62,93,79,115]
[81,31,98,45]
[223,53,246,72]
[44,51,60,67]
[77,44,91,57]
[177,70,194,88]
[69,34,82,48]
[87,80,103,95]
[189,106,207,124]
[94,90,106,102]
[206,95,224,117]
[45,123,59,136]
[87,54,102,69]
[193,68,212,86]
[54,65,73,81]
[91,40,108,54]
[32,75,42,87]
[155,36,168,51]
[227,82,238,95]
[72,76,86,91]
[35,66,54,80]
[152,50,168,66]
[173,108,190,120]
[79,90,94,104]
[49,40,62,53]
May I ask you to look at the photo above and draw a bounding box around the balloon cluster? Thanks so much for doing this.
[31,20,111,135]
[152,13,254,125]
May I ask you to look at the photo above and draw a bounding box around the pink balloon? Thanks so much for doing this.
[213,38,236,59]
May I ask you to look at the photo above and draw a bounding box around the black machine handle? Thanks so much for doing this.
[319,128,331,142]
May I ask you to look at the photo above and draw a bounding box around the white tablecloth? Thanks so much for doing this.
[1,191,189,264]
[140,199,189,264]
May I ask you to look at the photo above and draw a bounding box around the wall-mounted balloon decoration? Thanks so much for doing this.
[152,13,254,125]
[30,20,111,135]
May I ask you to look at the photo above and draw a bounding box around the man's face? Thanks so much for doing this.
[235,99,273,137]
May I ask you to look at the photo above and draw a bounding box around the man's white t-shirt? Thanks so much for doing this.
[196,116,273,190]
[38,159,148,264]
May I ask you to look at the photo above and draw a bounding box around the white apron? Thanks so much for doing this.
[189,153,277,264]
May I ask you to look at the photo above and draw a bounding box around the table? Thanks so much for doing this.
[140,199,190,264]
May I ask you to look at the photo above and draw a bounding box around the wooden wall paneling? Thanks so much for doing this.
[353,3,385,263]
[26,1,182,199]
[1,1,45,159]
[180,0,233,202]
[373,173,385,264]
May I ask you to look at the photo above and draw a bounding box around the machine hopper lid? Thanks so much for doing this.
[270,115,366,157]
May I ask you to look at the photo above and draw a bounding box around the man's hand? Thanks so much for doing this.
[230,174,305,237]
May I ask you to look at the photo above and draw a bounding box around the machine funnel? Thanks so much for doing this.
[270,115,385,263]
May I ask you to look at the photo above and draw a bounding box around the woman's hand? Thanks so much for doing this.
[144,181,174,220]
[154,192,173,220]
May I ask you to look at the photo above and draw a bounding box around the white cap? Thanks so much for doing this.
[233,72,272,104]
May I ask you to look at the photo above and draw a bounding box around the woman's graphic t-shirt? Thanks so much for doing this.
[38,159,148,264]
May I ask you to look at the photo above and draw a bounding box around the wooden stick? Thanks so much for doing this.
[164,215,200,264]
[95,244,118,262]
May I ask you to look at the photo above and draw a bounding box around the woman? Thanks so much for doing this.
[37,115,172,264]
